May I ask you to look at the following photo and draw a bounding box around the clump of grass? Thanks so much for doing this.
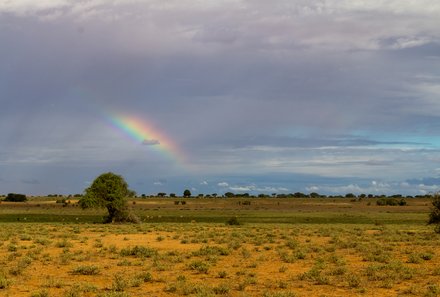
[279,265,288,273]
[34,238,51,246]
[9,256,32,276]
[226,217,241,226]
[426,284,440,297]
[286,239,299,249]
[56,239,73,248]
[96,292,130,297]
[188,260,209,274]
[193,245,230,256]
[407,253,422,264]
[111,274,128,292]
[262,291,296,297]
[7,244,17,252]
[63,283,97,297]
[241,247,251,259]
[347,273,361,288]
[298,267,329,285]
[31,289,49,297]
[278,251,296,263]
[364,261,414,286]
[213,283,230,295]
[19,234,32,241]
[71,265,100,275]
[0,273,10,289]
[43,277,65,289]
[420,252,434,261]
[135,271,153,282]
[120,246,158,259]
[218,271,227,278]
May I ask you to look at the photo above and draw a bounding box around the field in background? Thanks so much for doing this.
[0,197,439,297]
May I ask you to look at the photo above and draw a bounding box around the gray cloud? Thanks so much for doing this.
[142,139,160,146]
[1,1,439,195]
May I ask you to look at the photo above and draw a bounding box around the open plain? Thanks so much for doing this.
[0,197,439,297]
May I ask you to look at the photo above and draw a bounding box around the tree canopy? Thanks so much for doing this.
[183,189,191,197]
[79,172,139,223]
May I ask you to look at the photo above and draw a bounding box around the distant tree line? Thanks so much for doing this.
[134,191,435,199]
[1,191,435,200]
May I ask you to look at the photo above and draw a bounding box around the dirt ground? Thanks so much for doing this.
[1,222,439,297]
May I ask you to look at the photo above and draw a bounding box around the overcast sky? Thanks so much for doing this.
[1,0,440,196]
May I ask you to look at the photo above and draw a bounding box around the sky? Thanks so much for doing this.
[1,0,440,196]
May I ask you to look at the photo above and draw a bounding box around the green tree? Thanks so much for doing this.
[79,172,139,223]
[183,189,191,197]
[428,193,440,233]
[5,193,27,202]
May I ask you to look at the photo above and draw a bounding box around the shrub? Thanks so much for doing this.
[111,274,128,292]
[428,194,440,233]
[193,246,230,256]
[0,274,10,289]
[71,265,100,275]
[120,246,158,258]
[213,283,230,294]
[376,198,399,206]
[398,199,407,206]
[31,290,49,297]
[135,272,152,282]
[4,193,27,202]
[218,271,227,278]
[188,260,209,274]
[226,217,241,226]
[262,292,296,297]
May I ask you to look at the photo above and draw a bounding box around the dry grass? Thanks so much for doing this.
[0,220,439,296]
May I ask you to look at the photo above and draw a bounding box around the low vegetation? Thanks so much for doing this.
[0,192,439,296]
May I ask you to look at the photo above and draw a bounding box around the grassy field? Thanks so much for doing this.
[0,197,439,297]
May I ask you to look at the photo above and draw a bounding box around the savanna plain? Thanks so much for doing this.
[0,198,439,297]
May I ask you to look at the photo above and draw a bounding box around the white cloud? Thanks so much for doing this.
[217,182,229,187]
[2,0,439,53]
[228,184,289,193]
[306,186,320,192]
[0,0,69,16]
[229,186,252,192]
[200,181,208,185]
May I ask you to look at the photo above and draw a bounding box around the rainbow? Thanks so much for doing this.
[107,114,186,164]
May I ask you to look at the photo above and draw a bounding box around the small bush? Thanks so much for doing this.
[218,271,227,278]
[135,272,152,282]
[213,283,230,294]
[428,194,440,233]
[120,246,158,258]
[262,292,296,297]
[0,274,10,289]
[31,290,49,297]
[5,193,27,202]
[71,265,100,275]
[398,199,407,206]
[111,274,128,292]
[376,198,399,206]
[226,217,241,226]
[188,261,209,274]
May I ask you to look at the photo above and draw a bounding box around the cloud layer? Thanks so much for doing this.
[1,0,440,195]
